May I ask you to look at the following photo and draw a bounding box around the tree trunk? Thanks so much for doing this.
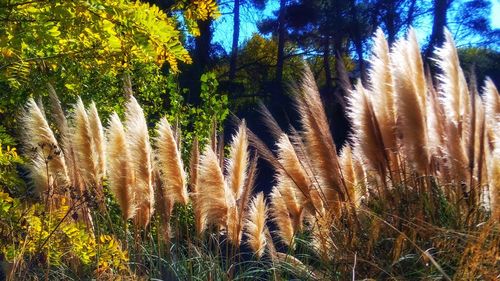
[386,4,396,45]
[229,0,240,81]
[189,19,213,105]
[275,0,286,85]
[349,0,366,82]
[354,39,366,83]
[323,36,333,92]
[425,0,448,58]
[195,19,212,72]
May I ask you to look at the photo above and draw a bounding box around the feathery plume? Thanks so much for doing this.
[87,102,106,182]
[482,78,500,120]
[196,146,234,233]
[435,29,471,140]
[296,68,344,206]
[369,28,397,154]
[434,29,470,181]
[107,113,135,220]
[347,81,387,174]
[339,145,361,208]
[125,96,154,227]
[46,83,69,150]
[226,121,249,200]
[245,192,268,258]
[233,155,259,244]
[226,155,258,246]
[482,78,500,150]
[276,174,304,232]
[23,99,69,192]
[392,34,429,173]
[287,127,325,214]
[156,117,188,205]
[276,134,311,205]
[408,29,426,106]
[490,143,500,222]
[239,155,258,215]
[226,206,242,245]
[351,146,367,201]
[270,186,295,247]
[426,72,447,161]
[72,97,99,187]
[473,95,487,193]
[154,164,173,242]
[46,84,78,187]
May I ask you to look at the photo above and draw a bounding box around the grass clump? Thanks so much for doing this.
[1,28,499,280]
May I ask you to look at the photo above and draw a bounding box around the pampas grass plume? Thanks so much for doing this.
[226,121,249,200]
[297,68,344,205]
[107,113,136,220]
[125,96,154,227]
[87,101,106,182]
[276,133,311,205]
[72,97,99,187]
[23,99,69,192]
[197,146,234,233]
[156,117,188,205]
[369,28,397,153]
[347,81,386,174]
[391,33,429,173]
[245,192,268,258]
[270,186,295,247]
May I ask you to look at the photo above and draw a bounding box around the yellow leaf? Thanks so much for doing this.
[108,35,121,51]
[48,26,61,37]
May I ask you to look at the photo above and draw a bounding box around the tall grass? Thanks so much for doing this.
[12,28,500,280]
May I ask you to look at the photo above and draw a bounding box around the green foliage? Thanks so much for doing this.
[0,126,16,147]
[0,0,222,134]
[0,0,191,88]
[214,33,306,110]
[236,34,304,87]
[166,71,228,154]
[0,127,24,193]
[307,54,355,88]
[0,190,129,276]
[0,60,173,134]
[174,0,221,36]
[458,47,500,86]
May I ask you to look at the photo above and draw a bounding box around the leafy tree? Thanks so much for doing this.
[425,0,498,58]
[448,0,499,48]
[216,34,303,107]
[458,47,500,86]
[371,0,427,45]
[0,0,193,85]
[0,0,221,131]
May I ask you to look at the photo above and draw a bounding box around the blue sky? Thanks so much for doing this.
[213,0,500,52]
[213,1,279,51]
[492,0,500,28]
